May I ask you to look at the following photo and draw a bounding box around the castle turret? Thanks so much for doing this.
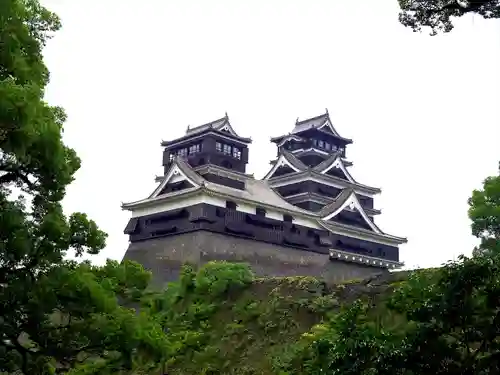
[161,113,252,174]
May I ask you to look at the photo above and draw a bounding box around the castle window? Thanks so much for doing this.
[233,147,241,160]
[226,201,237,210]
[283,214,293,223]
[223,144,231,155]
[189,144,200,154]
[216,142,222,152]
[318,140,324,148]
[256,207,266,217]
[325,142,330,150]
[312,139,318,147]
[177,148,188,157]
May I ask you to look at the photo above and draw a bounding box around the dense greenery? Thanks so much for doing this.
[0,0,166,374]
[398,0,500,35]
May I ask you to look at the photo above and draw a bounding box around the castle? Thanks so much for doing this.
[122,111,406,286]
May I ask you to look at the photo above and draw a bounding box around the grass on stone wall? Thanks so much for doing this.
[143,262,412,375]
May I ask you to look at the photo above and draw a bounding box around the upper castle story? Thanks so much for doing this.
[161,114,252,175]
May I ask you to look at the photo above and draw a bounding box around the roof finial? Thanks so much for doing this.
[225,111,228,119]
[325,108,329,115]
[295,117,299,124]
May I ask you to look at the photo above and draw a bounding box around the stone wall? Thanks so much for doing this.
[123,231,387,288]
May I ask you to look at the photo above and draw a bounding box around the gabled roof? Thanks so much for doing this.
[149,156,206,198]
[312,152,356,183]
[161,114,252,147]
[122,155,404,245]
[263,150,308,180]
[186,113,233,136]
[123,156,312,217]
[318,189,382,234]
[268,169,381,196]
[271,109,352,144]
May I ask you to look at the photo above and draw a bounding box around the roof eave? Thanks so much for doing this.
[317,220,407,246]
[161,129,252,147]
[212,129,252,144]
[121,187,202,210]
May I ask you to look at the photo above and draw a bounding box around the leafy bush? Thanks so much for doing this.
[195,261,254,297]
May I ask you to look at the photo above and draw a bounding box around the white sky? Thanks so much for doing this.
[41,0,500,270]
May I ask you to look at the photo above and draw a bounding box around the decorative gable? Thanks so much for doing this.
[316,156,355,183]
[150,162,203,199]
[217,121,240,137]
[317,117,342,138]
[321,190,381,234]
[263,152,307,180]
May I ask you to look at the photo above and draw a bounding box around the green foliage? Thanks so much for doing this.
[398,0,500,35]
[468,169,500,254]
[142,265,354,375]
[195,261,255,297]
[0,1,167,373]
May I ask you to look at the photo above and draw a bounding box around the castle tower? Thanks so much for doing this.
[121,113,406,287]
[265,110,379,217]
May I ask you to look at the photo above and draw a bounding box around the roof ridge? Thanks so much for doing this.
[189,115,227,131]
[173,156,206,186]
[312,152,342,172]
[318,188,354,217]
[281,149,308,171]
[296,111,329,125]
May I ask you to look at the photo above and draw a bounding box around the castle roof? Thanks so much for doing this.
[263,150,378,195]
[271,110,353,144]
[317,188,383,233]
[267,168,381,196]
[161,114,252,147]
[127,157,311,217]
[122,157,405,245]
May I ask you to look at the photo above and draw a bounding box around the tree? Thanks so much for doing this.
[468,163,500,255]
[0,1,167,373]
[279,167,500,374]
[398,0,500,35]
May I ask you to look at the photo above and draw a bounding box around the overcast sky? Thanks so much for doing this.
[41,0,500,270]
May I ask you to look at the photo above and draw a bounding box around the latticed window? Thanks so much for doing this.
[189,144,200,154]
[318,140,324,148]
[223,144,231,155]
[177,148,188,157]
[216,142,222,152]
[233,147,241,159]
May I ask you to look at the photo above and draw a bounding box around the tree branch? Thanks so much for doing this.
[0,168,35,189]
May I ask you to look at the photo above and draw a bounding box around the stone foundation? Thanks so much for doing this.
[123,231,387,287]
